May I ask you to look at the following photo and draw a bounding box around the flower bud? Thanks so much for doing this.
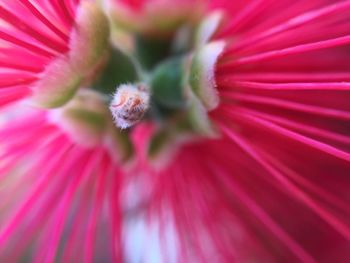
[69,1,110,73]
[189,41,226,111]
[31,2,110,108]
[49,90,132,161]
[110,83,150,129]
[30,58,82,108]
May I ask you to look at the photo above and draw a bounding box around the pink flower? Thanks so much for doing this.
[132,1,350,262]
[1,0,350,262]
[0,91,131,262]
[0,0,109,108]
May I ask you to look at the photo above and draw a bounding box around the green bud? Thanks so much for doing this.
[31,2,111,108]
[189,41,225,111]
[49,90,133,162]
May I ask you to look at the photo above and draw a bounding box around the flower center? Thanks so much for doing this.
[88,4,225,160]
